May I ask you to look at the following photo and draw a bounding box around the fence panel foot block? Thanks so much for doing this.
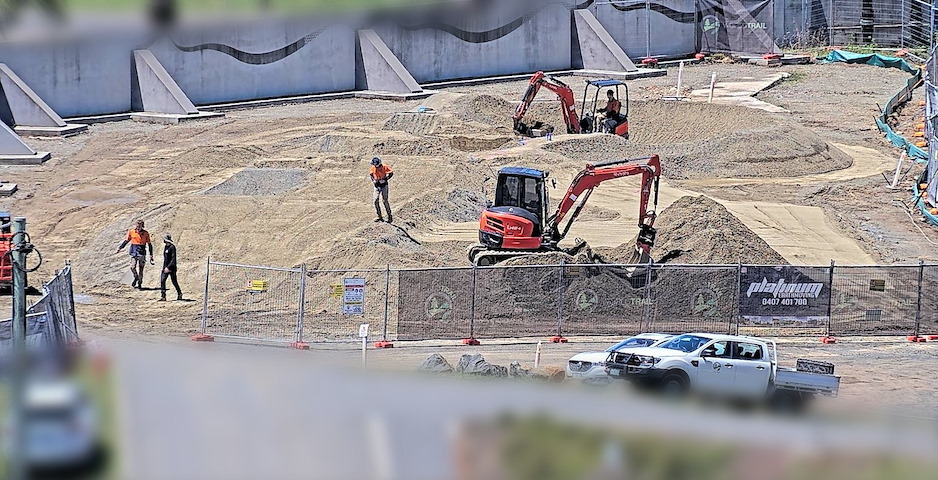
[191,333,215,342]
[374,341,394,348]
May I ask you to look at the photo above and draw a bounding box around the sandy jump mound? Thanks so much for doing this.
[304,222,467,271]
[315,131,452,157]
[598,195,787,265]
[543,100,852,180]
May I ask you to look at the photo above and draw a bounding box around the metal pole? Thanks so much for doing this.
[382,264,391,341]
[708,73,717,103]
[826,260,835,336]
[676,61,684,97]
[828,0,834,46]
[734,263,742,335]
[10,217,27,480]
[931,3,935,51]
[556,262,565,338]
[200,256,211,334]
[641,259,653,332]
[469,266,477,340]
[902,0,907,48]
[645,0,652,59]
[295,264,307,344]
[915,260,924,338]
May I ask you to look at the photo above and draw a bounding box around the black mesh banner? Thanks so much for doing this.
[698,0,778,54]
[738,265,831,320]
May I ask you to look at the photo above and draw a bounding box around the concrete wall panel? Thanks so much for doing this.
[376,3,572,83]
[147,20,357,105]
[590,0,698,59]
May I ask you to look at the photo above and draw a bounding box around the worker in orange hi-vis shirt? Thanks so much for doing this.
[369,157,394,223]
[116,219,154,289]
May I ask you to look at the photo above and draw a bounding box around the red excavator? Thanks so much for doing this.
[468,155,661,268]
[512,71,630,138]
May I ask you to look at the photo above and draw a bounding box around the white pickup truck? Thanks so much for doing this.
[605,333,840,410]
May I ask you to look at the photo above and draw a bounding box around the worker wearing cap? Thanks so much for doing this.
[369,157,394,223]
[159,233,183,301]
[598,90,622,133]
[116,219,154,289]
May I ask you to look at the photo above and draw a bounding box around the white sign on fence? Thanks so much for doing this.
[343,278,366,315]
[359,323,369,338]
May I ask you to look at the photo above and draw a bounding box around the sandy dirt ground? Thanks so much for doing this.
[0,61,933,357]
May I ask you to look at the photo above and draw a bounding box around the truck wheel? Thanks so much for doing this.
[661,372,688,397]
[770,390,804,413]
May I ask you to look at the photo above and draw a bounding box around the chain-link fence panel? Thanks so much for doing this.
[646,265,737,334]
[736,265,831,337]
[830,266,919,336]
[202,261,302,343]
[303,269,391,342]
[559,264,646,337]
[473,265,561,339]
[396,268,473,341]
[917,265,938,336]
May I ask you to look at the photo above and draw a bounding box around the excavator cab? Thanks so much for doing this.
[581,79,629,138]
[477,168,550,253]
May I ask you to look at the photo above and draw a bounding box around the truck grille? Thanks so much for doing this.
[568,360,593,372]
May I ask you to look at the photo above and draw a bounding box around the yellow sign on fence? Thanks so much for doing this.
[248,280,269,293]
[330,284,343,298]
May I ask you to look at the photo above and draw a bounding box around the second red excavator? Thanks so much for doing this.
[512,71,630,138]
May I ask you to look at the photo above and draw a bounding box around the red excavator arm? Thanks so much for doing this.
[513,71,581,134]
[546,155,661,256]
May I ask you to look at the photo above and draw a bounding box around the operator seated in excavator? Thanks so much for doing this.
[597,89,625,134]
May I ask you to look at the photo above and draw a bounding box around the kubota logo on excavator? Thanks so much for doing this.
[506,224,523,233]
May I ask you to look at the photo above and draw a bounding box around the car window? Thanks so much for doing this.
[659,335,711,353]
[500,176,520,206]
[523,177,540,213]
[605,337,655,352]
[734,342,764,360]
[703,341,731,358]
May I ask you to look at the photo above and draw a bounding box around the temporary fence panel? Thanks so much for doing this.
[397,268,473,341]
[916,264,938,336]
[559,264,647,337]
[41,265,79,345]
[778,0,936,48]
[0,312,62,372]
[473,265,562,339]
[202,261,302,343]
[926,46,938,205]
[646,265,737,334]
[698,0,779,54]
[736,265,832,336]
[303,269,393,342]
[830,266,919,335]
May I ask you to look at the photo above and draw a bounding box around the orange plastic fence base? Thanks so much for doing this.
[641,57,658,65]
[907,336,927,343]
[191,333,215,342]
[462,338,481,346]
[820,336,837,344]
[927,335,938,341]
[374,341,394,348]
[290,342,310,350]
[763,53,781,60]
[694,53,706,60]
[550,336,569,344]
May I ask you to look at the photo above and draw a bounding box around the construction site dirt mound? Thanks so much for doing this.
[304,222,467,271]
[597,195,788,265]
[542,100,853,180]
[382,112,441,136]
[449,94,515,127]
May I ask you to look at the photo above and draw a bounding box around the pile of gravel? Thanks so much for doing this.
[203,168,306,196]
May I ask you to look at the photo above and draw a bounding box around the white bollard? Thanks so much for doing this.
[676,61,684,97]
[891,152,906,189]
[708,72,717,104]
[534,341,542,369]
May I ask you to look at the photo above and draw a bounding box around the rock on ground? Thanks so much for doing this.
[456,354,508,377]
[418,353,454,373]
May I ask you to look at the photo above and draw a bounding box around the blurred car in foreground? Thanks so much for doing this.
[2,378,103,475]
[566,333,673,383]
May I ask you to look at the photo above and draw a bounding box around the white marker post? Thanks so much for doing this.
[708,72,717,104]
[676,61,684,98]
[891,152,906,189]
[534,341,542,369]
[359,323,370,367]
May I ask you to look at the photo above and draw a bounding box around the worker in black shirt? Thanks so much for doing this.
[159,233,183,301]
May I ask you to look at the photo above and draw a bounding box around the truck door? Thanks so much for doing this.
[730,342,772,399]
[696,341,734,394]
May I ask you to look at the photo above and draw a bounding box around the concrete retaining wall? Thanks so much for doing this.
[147,19,357,105]
[374,2,572,83]
[588,0,698,59]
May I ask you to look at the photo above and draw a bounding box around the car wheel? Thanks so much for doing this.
[661,372,688,397]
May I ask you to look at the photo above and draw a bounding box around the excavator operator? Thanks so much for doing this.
[597,90,623,133]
